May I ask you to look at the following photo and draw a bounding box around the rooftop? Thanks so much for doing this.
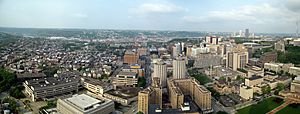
[117,71,137,76]
[25,74,80,90]
[248,75,263,80]
[65,94,103,110]
[81,77,111,87]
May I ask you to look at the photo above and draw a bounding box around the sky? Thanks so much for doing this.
[0,0,300,33]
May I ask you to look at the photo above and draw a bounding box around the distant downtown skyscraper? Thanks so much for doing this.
[172,57,187,79]
[245,29,250,38]
[153,60,167,87]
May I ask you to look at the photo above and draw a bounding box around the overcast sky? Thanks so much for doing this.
[0,0,300,33]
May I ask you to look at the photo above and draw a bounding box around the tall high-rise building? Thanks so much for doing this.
[153,60,167,87]
[226,45,248,71]
[245,29,250,38]
[173,57,187,79]
[138,80,162,114]
[172,43,181,57]
[167,78,212,112]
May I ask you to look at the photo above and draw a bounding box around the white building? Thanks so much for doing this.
[173,57,187,79]
[153,60,167,87]
[57,94,114,114]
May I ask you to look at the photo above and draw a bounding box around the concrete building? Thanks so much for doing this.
[137,48,148,56]
[138,85,162,114]
[264,63,294,73]
[122,64,145,77]
[191,47,210,57]
[113,71,138,87]
[291,76,300,93]
[289,67,300,76]
[167,78,212,112]
[245,75,263,87]
[172,43,181,57]
[123,50,139,65]
[23,75,80,101]
[81,77,114,94]
[226,51,248,71]
[193,54,222,68]
[57,94,114,114]
[239,85,253,100]
[173,57,187,79]
[153,60,167,87]
[258,52,277,67]
[103,87,140,106]
[245,29,250,38]
[206,36,220,45]
[275,40,285,52]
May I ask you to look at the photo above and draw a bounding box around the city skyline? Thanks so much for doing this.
[0,0,300,33]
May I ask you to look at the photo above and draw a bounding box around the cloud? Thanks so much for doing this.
[133,3,185,15]
[183,3,297,25]
[72,13,87,18]
[285,0,300,12]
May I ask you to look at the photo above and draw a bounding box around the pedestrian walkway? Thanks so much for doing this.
[266,100,292,114]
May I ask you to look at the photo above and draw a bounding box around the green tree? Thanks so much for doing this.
[137,111,144,114]
[276,83,284,91]
[138,77,146,87]
[9,85,25,99]
[262,85,271,95]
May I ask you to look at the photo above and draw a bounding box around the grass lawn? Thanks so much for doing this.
[276,103,300,114]
[237,97,284,114]
[191,74,212,84]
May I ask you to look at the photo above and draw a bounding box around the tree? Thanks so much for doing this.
[138,77,146,87]
[276,83,284,91]
[137,111,144,114]
[262,85,271,95]
[9,85,25,99]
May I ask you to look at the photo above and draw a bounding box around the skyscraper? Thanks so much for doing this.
[173,57,187,79]
[226,50,248,71]
[153,60,167,87]
[245,29,250,38]
[172,43,181,57]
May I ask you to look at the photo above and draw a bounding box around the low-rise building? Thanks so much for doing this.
[239,85,253,100]
[291,76,300,93]
[103,87,140,106]
[23,75,80,101]
[81,77,114,94]
[289,67,300,76]
[245,75,263,87]
[113,71,138,87]
[122,64,145,77]
[57,94,114,114]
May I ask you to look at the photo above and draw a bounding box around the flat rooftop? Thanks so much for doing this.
[248,75,263,80]
[117,71,137,76]
[81,76,110,87]
[65,94,102,110]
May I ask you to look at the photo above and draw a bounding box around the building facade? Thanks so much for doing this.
[167,78,212,112]
[153,60,167,87]
[173,57,187,79]
[57,94,114,114]
[113,71,138,87]
[23,75,80,101]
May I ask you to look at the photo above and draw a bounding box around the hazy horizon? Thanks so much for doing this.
[1,0,300,33]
